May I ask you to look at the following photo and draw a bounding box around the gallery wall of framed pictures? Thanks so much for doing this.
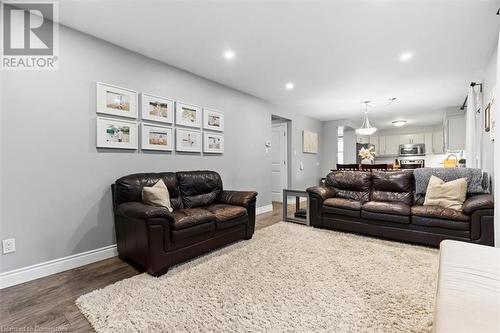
[95,81,224,154]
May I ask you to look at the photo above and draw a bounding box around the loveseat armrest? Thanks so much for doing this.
[463,194,494,215]
[306,186,335,201]
[115,201,173,223]
[219,190,257,208]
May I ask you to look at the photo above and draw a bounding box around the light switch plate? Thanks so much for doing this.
[2,238,15,254]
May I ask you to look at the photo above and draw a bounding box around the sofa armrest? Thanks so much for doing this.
[219,190,257,208]
[115,202,173,223]
[463,194,494,215]
[306,186,334,201]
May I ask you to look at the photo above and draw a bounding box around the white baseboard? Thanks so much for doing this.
[1,205,274,289]
[0,244,118,289]
[256,204,273,215]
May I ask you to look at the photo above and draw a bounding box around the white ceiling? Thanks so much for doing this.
[59,0,500,128]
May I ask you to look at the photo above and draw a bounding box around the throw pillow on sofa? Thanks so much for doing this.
[142,179,173,212]
[423,175,467,211]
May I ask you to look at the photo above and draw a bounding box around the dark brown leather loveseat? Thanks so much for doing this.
[307,170,494,247]
[112,170,257,276]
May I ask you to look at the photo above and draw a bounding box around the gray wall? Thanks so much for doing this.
[271,110,323,189]
[0,27,320,272]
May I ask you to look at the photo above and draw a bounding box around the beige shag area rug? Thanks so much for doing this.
[76,223,438,332]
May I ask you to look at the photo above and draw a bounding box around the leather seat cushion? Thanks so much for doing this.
[323,206,361,218]
[205,204,247,222]
[323,198,361,211]
[171,222,215,242]
[171,208,216,230]
[411,205,470,222]
[361,210,410,224]
[362,201,411,216]
[411,216,470,231]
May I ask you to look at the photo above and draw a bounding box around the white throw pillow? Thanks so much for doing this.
[423,175,467,211]
[142,179,173,212]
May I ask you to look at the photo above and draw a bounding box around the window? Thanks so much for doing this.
[337,126,344,164]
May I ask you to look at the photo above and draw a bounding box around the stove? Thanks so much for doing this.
[399,159,425,169]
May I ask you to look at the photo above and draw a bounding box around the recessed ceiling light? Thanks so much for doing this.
[392,120,407,127]
[285,82,295,90]
[223,49,235,60]
[400,52,413,62]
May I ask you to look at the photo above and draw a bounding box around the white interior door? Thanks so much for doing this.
[272,123,287,202]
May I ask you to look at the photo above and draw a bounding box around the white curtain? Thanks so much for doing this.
[465,85,483,168]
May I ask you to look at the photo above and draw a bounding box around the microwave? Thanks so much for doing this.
[399,143,425,157]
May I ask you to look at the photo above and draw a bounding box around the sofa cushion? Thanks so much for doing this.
[361,211,410,224]
[323,206,361,218]
[205,204,247,222]
[362,201,411,216]
[171,208,216,230]
[423,176,467,211]
[411,205,470,222]
[177,171,223,208]
[114,172,183,210]
[325,171,371,203]
[142,179,173,212]
[370,171,414,205]
[171,222,216,242]
[411,216,470,231]
[324,198,362,211]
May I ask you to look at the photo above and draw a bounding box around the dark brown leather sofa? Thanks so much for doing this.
[112,171,257,276]
[307,170,494,247]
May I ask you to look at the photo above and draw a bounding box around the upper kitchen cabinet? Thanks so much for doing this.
[356,135,369,144]
[369,136,379,154]
[432,130,445,154]
[444,111,466,151]
[384,135,400,155]
[399,134,425,145]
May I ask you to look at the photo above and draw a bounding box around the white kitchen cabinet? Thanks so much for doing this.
[378,136,386,155]
[399,134,424,145]
[356,135,369,144]
[424,133,433,153]
[384,135,400,155]
[369,136,379,154]
[432,130,445,154]
[446,114,465,151]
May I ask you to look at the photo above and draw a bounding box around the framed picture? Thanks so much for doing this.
[204,132,224,153]
[96,82,138,118]
[176,128,202,152]
[485,103,491,132]
[489,87,496,141]
[141,123,173,151]
[303,130,318,154]
[175,102,202,128]
[203,109,224,132]
[96,117,138,149]
[141,93,174,124]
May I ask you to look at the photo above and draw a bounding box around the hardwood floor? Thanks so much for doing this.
[0,203,288,332]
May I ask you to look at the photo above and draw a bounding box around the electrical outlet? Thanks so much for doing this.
[2,238,15,254]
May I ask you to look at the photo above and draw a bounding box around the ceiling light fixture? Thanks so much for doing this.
[400,52,413,62]
[356,101,377,136]
[392,120,407,127]
[223,49,235,60]
[285,82,295,90]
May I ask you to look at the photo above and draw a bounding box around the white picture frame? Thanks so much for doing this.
[141,123,173,151]
[203,108,224,132]
[140,93,174,124]
[175,102,202,128]
[203,132,224,154]
[176,128,202,152]
[96,82,138,119]
[96,117,138,149]
[303,130,319,154]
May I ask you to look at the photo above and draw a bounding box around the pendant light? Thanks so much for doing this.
[355,101,377,135]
